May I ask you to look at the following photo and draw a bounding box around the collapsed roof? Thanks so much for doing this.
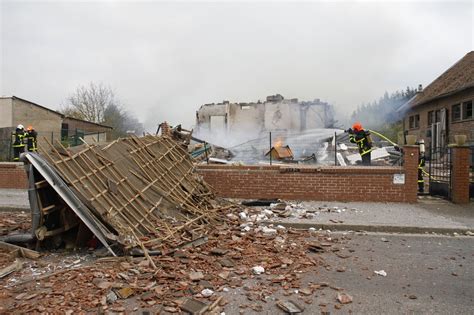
[23,135,220,256]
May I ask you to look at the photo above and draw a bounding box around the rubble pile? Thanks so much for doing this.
[0,206,354,314]
[0,212,31,236]
[23,134,223,255]
[242,202,356,221]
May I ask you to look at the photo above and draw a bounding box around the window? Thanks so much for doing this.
[409,114,419,129]
[452,104,461,122]
[462,101,472,120]
[61,123,69,141]
[434,109,441,123]
[428,111,434,125]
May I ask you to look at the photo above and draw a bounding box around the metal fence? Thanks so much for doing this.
[0,129,106,161]
[428,146,452,199]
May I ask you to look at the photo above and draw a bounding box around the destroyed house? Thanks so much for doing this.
[398,51,474,150]
[195,94,335,137]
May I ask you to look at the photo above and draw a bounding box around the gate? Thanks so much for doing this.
[428,146,452,199]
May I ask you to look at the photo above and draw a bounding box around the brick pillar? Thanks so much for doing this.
[160,121,171,136]
[451,146,470,204]
[403,145,419,203]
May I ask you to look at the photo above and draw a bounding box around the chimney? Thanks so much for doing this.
[418,84,423,92]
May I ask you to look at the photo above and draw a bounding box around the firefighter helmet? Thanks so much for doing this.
[352,122,362,132]
[26,126,33,131]
[17,124,24,130]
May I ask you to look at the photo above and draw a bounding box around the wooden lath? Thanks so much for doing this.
[37,134,218,249]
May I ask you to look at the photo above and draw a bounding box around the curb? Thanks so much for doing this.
[0,206,30,212]
[263,221,473,235]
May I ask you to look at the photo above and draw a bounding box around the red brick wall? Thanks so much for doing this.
[197,146,419,203]
[451,146,470,204]
[0,163,28,189]
[405,87,474,146]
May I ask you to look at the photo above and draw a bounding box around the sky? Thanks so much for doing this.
[1,0,473,131]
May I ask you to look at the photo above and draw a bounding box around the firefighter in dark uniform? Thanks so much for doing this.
[346,122,374,165]
[417,139,426,193]
[12,124,26,161]
[26,126,38,152]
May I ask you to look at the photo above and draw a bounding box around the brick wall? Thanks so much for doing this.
[197,145,419,203]
[405,87,474,146]
[0,162,28,189]
[451,146,470,204]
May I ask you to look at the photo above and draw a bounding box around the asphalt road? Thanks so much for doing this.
[220,233,474,315]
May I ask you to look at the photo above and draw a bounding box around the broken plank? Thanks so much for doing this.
[0,241,41,259]
[0,260,23,279]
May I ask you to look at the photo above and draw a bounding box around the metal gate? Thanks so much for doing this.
[428,146,452,199]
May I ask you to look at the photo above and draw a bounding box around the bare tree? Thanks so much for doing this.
[62,82,117,123]
[62,82,144,139]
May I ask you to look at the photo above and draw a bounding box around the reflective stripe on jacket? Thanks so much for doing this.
[12,131,26,147]
[349,130,373,156]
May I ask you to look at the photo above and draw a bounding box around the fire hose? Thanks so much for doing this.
[367,129,398,147]
[368,130,444,181]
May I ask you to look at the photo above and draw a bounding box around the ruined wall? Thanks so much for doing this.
[264,102,295,131]
[228,103,265,134]
[303,103,328,129]
[197,146,420,203]
[196,103,228,131]
[196,96,332,137]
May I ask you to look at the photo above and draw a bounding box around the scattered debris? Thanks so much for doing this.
[189,271,205,281]
[277,300,305,314]
[374,270,387,277]
[201,289,214,297]
[307,241,328,253]
[0,241,40,260]
[115,287,135,299]
[180,298,208,315]
[0,260,23,279]
[337,292,353,304]
[265,145,294,161]
[106,290,118,304]
[252,266,265,275]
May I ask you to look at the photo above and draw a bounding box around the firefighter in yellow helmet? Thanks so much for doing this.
[12,124,26,161]
[26,126,38,153]
[345,122,374,165]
